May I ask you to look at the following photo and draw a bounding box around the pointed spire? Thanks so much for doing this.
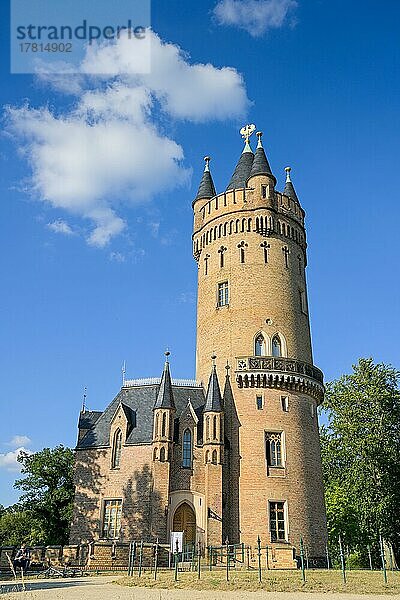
[154,351,175,410]
[226,141,254,191]
[283,166,299,201]
[194,156,216,201]
[248,132,274,181]
[204,355,223,413]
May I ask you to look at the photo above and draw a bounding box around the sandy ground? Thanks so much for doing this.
[1,577,400,600]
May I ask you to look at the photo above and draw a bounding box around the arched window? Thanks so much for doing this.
[266,432,282,467]
[160,447,166,462]
[161,412,167,438]
[255,334,266,356]
[212,450,218,464]
[154,413,159,437]
[153,447,158,461]
[111,429,122,469]
[205,450,210,463]
[205,416,210,440]
[272,335,282,357]
[213,415,217,440]
[182,429,192,468]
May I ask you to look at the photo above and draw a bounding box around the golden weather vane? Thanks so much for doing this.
[240,124,256,143]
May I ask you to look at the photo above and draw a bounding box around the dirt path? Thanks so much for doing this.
[1,577,400,600]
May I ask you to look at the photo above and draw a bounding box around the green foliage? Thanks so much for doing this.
[0,507,45,546]
[320,358,400,562]
[12,445,75,545]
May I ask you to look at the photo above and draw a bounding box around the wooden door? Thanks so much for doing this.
[173,502,196,544]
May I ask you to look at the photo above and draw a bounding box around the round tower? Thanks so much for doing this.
[192,127,327,560]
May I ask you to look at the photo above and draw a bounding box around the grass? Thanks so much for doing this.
[118,568,400,595]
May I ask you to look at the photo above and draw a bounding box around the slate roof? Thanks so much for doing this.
[226,143,254,190]
[248,145,273,180]
[204,366,223,413]
[77,384,205,449]
[153,361,175,410]
[283,180,299,201]
[195,166,216,201]
[78,411,102,430]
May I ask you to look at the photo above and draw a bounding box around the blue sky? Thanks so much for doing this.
[1,0,399,506]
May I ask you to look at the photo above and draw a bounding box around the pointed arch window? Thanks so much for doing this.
[255,334,266,356]
[272,335,282,357]
[265,432,283,467]
[161,412,167,438]
[182,429,192,468]
[111,429,122,469]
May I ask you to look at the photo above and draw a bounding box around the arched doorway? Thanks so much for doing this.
[173,502,196,545]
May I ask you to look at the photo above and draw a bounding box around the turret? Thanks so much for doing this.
[226,125,255,190]
[283,166,299,201]
[153,352,175,462]
[203,356,224,465]
[246,131,277,193]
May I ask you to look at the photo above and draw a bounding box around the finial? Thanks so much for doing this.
[240,124,256,153]
[165,349,171,362]
[256,131,263,148]
[225,361,230,375]
[211,353,217,366]
[285,166,292,183]
[82,386,87,413]
[204,156,211,172]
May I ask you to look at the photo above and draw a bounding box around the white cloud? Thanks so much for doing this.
[8,435,31,448]
[7,31,249,247]
[109,251,126,263]
[47,220,75,236]
[0,447,31,472]
[213,0,298,36]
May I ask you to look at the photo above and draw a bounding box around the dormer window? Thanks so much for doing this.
[111,429,122,469]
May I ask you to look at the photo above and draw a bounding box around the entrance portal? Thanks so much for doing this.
[173,502,196,545]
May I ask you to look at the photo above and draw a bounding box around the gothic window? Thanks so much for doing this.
[153,448,158,461]
[159,447,166,462]
[205,416,210,440]
[217,281,229,307]
[260,242,270,264]
[213,415,218,440]
[272,335,282,357]
[212,450,218,464]
[218,246,227,268]
[102,499,122,539]
[269,501,286,542]
[262,185,269,199]
[111,429,122,469]
[182,429,192,468]
[282,246,289,268]
[265,432,283,467]
[205,450,210,463]
[256,395,263,410]
[161,412,167,438]
[238,241,248,264]
[255,334,266,356]
[154,413,159,437]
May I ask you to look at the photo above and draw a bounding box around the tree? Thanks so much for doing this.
[320,358,400,563]
[14,445,75,545]
[0,507,45,546]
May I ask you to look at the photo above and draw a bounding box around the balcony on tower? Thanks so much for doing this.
[235,356,324,403]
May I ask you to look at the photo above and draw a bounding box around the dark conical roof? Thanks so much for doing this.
[154,358,175,410]
[195,157,216,201]
[204,365,223,413]
[283,167,299,201]
[248,133,273,180]
[226,141,254,191]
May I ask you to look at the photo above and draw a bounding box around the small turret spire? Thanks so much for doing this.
[154,352,175,410]
[226,125,255,190]
[248,131,275,182]
[283,166,299,201]
[194,156,216,202]
[204,355,223,413]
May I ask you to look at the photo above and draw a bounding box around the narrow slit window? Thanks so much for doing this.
[111,429,122,469]
[182,429,192,468]
[256,396,263,410]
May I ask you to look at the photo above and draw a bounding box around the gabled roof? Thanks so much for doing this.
[154,360,175,410]
[204,365,223,413]
[76,384,205,449]
[226,141,254,190]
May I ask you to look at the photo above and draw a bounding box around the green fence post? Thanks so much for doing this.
[257,536,262,583]
[265,545,269,570]
[338,535,346,584]
[300,537,306,583]
[246,546,250,570]
[138,540,143,578]
[368,545,373,571]
[174,538,179,582]
[197,542,201,579]
[241,542,245,564]
[225,538,229,582]
[154,538,159,581]
[380,534,387,584]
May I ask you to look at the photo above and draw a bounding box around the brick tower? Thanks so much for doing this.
[192,126,327,559]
